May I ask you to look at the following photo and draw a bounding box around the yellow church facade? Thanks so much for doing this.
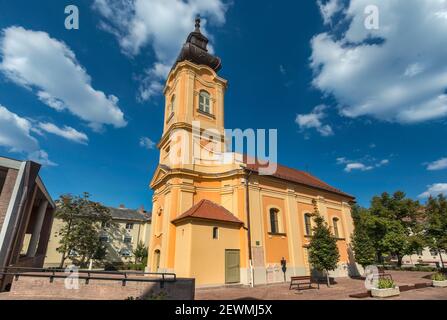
[148,18,356,286]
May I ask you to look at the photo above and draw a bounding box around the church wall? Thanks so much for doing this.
[189,221,240,286]
[173,222,192,278]
[247,176,354,284]
[261,195,289,264]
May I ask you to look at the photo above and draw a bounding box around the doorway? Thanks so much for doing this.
[225,249,240,284]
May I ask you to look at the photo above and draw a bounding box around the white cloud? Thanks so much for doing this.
[317,0,343,25]
[377,159,389,167]
[426,157,447,171]
[92,0,228,101]
[311,0,447,124]
[279,65,286,75]
[140,137,156,150]
[0,27,126,130]
[344,162,373,172]
[296,105,334,137]
[38,122,88,145]
[28,150,57,167]
[0,105,56,166]
[337,156,389,173]
[419,183,447,198]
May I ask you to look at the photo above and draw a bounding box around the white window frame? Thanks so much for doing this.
[199,91,212,114]
[123,235,132,244]
[125,223,134,230]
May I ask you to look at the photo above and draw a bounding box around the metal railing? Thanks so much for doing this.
[0,266,177,288]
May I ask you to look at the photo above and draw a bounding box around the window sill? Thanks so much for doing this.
[268,232,287,237]
[197,109,215,119]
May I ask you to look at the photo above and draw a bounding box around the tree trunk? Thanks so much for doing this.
[58,218,73,269]
[59,253,67,269]
[377,251,383,265]
[397,254,403,268]
[438,249,445,270]
[326,270,331,287]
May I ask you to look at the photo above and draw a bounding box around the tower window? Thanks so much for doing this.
[199,91,211,114]
[213,227,219,240]
[170,95,176,114]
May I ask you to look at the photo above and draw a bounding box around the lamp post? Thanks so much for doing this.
[281,257,287,282]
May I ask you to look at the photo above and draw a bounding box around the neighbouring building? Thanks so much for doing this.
[45,205,151,268]
[148,18,356,286]
[397,248,447,268]
[0,156,56,291]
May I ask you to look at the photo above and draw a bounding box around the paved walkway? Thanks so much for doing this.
[195,271,447,300]
[1,271,446,300]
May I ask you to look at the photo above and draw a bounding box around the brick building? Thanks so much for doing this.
[0,156,55,291]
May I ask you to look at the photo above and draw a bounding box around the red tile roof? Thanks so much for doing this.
[171,199,243,225]
[244,158,354,200]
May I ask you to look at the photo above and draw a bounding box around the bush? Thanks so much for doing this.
[431,273,447,281]
[104,262,123,272]
[383,265,438,272]
[123,263,146,271]
[377,278,396,289]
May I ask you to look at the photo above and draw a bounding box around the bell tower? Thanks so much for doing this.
[158,16,228,170]
[149,17,242,275]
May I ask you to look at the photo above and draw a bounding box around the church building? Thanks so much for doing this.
[148,18,356,286]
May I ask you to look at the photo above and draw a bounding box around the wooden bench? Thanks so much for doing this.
[378,267,393,281]
[289,276,320,291]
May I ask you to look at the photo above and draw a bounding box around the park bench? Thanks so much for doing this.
[289,276,320,291]
[378,267,393,281]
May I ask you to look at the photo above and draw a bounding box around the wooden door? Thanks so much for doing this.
[225,249,240,284]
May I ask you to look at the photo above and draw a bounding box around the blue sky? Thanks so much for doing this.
[1,0,447,209]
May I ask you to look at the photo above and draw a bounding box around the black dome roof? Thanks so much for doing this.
[174,16,222,72]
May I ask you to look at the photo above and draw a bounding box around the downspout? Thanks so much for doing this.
[244,169,254,287]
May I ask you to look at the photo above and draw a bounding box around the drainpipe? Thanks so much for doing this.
[244,169,254,287]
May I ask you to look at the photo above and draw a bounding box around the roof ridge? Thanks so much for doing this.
[172,199,243,225]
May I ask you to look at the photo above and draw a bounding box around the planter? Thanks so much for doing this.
[371,287,400,298]
[432,280,447,288]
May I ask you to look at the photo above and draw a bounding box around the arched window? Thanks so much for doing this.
[269,208,279,234]
[333,217,340,238]
[213,227,219,240]
[304,214,312,236]
[199,90,211,114]
[170,95,176,114]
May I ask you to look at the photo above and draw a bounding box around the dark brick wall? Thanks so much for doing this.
[9,275,195,300]
[0,169,18,232]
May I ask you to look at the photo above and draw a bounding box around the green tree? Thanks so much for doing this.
[369,191,421,266]
[425,195,447,269]
[133,241,148,265]
[351,206,376,268]
[308,200,340,287]
[56,193,114,268]
[379,220,410,266]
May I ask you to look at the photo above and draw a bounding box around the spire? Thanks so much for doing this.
[174,16,222,72]
[195,15,201,32]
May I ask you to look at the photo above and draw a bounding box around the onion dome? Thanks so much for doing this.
[175,16,222,72]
